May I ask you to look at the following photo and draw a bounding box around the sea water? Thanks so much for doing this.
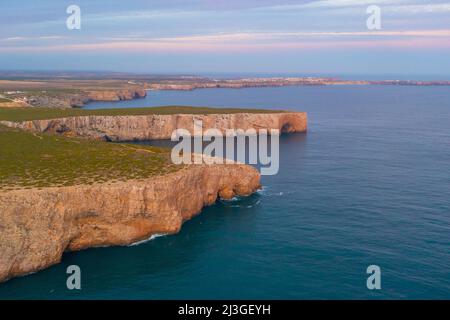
[1,85,449,299]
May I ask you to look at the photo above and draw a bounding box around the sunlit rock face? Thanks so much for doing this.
[1,112,307,141]
[0,163,261,283]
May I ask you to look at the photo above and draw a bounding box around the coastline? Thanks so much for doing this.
[1,106,304,283]
[2,76,450,109]
[0,111,307,141]
[0,162,261,283]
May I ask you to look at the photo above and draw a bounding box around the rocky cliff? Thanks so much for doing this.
[86,88,147,102]
[1,112,307,141]
[0,163,260,283]
[70,88,147,107]
[4,88,147,109]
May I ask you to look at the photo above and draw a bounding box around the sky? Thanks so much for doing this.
[0,0,449,77]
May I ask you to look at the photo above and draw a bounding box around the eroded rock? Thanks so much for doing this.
[0,163,260,282]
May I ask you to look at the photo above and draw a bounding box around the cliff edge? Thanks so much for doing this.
[0,162,260,283]
[0,112,307,141]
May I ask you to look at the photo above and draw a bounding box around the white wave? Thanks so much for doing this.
[246,200,262,208]
[220,196,240,202]
[257,186,269,195]
[128,233,167,247]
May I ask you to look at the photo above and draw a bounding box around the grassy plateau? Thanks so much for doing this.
[0,124,181,191]
[0,105,283,190]
[0,106,285,122]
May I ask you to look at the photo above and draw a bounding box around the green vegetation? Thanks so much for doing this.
[18,89,83,96]
[0,106,285,122]
[0,105,284,190]
[0,125,181,191]
[0,98,11,103]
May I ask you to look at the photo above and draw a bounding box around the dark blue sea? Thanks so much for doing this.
[1,85,450,299]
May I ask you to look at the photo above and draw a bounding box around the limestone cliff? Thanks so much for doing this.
[4,88,147,109]
[0,163,260,283]
[0,112,307,141]
[70,88,147,107]
[86,88,147,102]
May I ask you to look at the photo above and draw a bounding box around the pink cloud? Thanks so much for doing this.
[1,31,450,53]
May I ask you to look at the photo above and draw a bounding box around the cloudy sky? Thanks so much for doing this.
[0,0,449,77]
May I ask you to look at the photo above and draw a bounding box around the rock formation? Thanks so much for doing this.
[0,112,307,141]
[0,110,307,282]
[1,88,147,108]
[70,88,147,107]
[86,88,147,102]
[0,163,260,283]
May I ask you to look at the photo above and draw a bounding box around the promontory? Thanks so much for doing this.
[0,106,307,283]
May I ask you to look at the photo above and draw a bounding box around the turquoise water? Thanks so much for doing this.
[2,86,450,299]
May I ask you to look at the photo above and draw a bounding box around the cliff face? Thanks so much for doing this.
[69,88,147,107]
[86,89,147,102]
[1,112,307,141]
[2,89,147,109]
[0,163,260,283]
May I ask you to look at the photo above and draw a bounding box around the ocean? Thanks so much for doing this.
[1,85,450,299]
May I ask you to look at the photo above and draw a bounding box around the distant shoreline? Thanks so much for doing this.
[143,78,450,91]
[1,76,450,109]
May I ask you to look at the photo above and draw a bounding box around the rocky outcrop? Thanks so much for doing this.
[3,88,147,108]
[0,112,307,141]
[69,88,147,107]
[85,88,147,102]
[0,163,260,283]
